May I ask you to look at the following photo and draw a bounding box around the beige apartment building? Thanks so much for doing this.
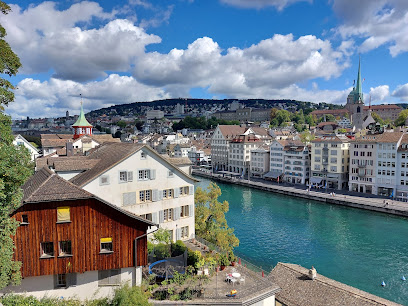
[311,135,350,190]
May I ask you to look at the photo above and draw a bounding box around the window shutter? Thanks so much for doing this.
[176,228,181,241]
[159,210,164,223]
[128,192,136,205]
[127,171,133,182]
[152,212,158,224]
[174,207,180,220]
[123,193,129,206]
[57,207,70,222]
[158,190,163,201]
[174,188,179,198]
[150,169,156,180]
[189,185,194,195]
[152,189,158,202]
[189,204,194,217]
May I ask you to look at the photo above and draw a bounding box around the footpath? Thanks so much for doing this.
[192,170,408,218]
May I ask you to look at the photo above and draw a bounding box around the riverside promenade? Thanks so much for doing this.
[193,170,408,218]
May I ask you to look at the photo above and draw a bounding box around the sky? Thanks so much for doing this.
[2,0,408,119]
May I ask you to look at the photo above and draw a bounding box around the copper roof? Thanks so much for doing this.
[269,263,400,306]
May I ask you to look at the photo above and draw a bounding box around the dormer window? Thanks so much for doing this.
[141,152,147,159]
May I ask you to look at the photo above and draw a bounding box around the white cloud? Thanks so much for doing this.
[134,34,350,99]
[6,75,169,119]
[3,2,161,81]
[332,0,408,56]
[392,84,408,101]
[219,0,311,10]
[369,85,389,102]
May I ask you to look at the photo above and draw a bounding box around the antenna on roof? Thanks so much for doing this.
[369,95,371,109]
[80,93,83,106]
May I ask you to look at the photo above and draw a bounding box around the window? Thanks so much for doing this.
[57,207,70,223]
[180,186,189,196]
[119,171,133,183]
[99,175,110,185]
[168,170,174,178]
[138,170,150,180]
[139,213,152,221]
[100,238,113,253]
[181,205,189,217]
[56,274,66,287]
[141,152,147,159]
[163,209,173,222]
[41,242,54,258]
[59,241,72,257]
[181,226,189,238]
[163,189,173,199]
[98,269,121,286]
[139,190,151,202]
[21,214,29,224]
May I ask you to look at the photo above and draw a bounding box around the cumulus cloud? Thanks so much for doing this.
[369,85,389,102]
[6,75,169,119]
[332,0,408,56]
[3,2,161,81]
[134,34,350,99]
[392,84,408,101]
[220,0,311,10]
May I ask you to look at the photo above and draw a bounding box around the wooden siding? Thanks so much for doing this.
[12,198,149,278]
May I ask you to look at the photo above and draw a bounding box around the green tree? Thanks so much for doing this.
[117,120,127,128]
[299,130,315,144]
[371,112,385,125]
[0,1,33,289]
[305,114,316,126]
[394,109,408,126]
[194,182,239,254]
[0,2,21,110]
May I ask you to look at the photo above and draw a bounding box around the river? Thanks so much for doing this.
[195,176,408,305]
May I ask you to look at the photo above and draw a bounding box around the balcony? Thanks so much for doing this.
[358,163,366,168]
[322,159,329,165]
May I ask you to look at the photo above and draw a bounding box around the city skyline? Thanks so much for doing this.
[3,0,408,118]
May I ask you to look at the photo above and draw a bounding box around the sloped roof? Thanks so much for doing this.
[41,138,70,148]
[36,156,90,170]
[364,105,401,110]
[41,134,72,140]
[20,167,156,226]
[217,125,246,138]
[269,263,399,306]
[351,131,403,144]
[161,156,192,166]
[22,167,92,203]
[70,143,198,187]
[72,103,92,127]
[312,135,351,143]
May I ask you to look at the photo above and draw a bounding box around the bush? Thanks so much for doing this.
[1,294,82,306]
[171,240,186,257]
[154,243,171,261]
[110,283,150,306]
[187,250,204,270]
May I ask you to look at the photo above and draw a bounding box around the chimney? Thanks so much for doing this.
[309,266,317,280]
[66,140,73,157]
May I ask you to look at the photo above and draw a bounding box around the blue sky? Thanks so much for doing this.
[3,0,408,118]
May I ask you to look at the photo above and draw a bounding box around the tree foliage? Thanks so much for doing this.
[394,109,408,127]
[172,116,239,131]
[0,2,33,289]
[0,114,32,289]
[194,182,239,254]
[0,1,21,110]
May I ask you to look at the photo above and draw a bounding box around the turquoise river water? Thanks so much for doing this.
[195,176,408,305]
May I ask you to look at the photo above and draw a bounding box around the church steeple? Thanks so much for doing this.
[354,56,363,103]
[72,95,93,139]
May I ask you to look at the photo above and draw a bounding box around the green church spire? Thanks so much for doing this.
[73,100,92,127]
[354,56,363,103]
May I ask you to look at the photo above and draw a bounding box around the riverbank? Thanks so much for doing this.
[192,170,408,218]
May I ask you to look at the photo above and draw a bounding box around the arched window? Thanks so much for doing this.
[357,106,361,113]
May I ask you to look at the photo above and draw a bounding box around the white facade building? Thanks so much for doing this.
[70,143,197,242]
[13,134,40,161]
[146,110,164,120]
[250,145,270,178]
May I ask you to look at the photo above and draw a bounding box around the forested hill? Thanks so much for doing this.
[88,98,343,117]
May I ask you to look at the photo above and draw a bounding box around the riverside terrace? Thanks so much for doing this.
[152,264,280,305]
[192,170,408,218]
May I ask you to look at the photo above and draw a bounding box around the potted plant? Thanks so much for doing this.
[219,254,230,270]
[229,254,238,266]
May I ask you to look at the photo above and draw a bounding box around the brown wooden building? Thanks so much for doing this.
[4,167,156,299]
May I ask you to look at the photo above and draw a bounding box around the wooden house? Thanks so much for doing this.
[2,167,156,300]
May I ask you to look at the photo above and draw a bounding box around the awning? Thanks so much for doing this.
[263,171,282,179]
[310,177,323,184]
